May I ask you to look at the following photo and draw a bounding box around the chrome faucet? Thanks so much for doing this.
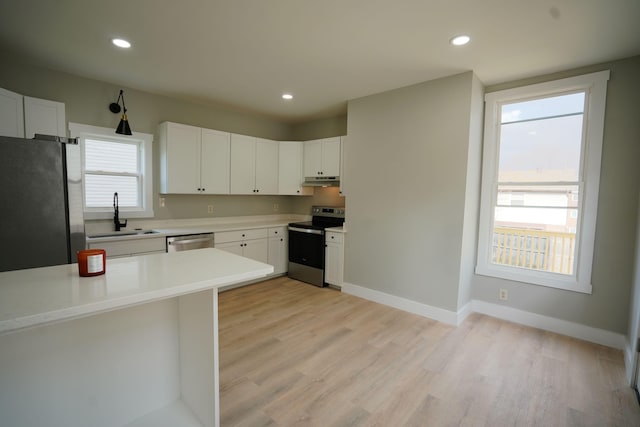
[113,192,127,231]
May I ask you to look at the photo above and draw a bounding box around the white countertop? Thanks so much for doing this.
[0,248,273,335]
[325,226,346,233]
[86,218,299,243]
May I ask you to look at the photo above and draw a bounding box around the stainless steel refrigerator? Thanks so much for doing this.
[0,135,85,272]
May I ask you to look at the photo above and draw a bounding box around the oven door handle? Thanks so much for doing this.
[288,226,323,235]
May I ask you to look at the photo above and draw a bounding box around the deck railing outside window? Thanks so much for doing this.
[492,227,576,275]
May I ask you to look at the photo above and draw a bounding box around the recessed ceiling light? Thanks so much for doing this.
[112,38,131,49]
[282,93,293,100]
[450,35,470,46]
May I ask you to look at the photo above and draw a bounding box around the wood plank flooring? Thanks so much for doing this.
[218,277,640,426]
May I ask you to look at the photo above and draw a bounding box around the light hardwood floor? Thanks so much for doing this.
[218,277,640,426]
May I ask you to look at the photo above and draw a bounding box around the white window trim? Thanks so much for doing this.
[476,70,610,294]
[69,123,154,220]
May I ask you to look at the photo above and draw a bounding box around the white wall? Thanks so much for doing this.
[456,74,484,311]
[345,72,481,312]
[625,193,640,383]
[473,56,640,334]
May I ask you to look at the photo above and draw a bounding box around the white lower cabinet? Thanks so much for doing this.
[215,228,269,264]
[268,227,288,275]
[325,231,344,286]
[87,237,166,258]
[216,226,288,276]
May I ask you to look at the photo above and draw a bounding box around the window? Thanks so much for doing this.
[476,71,609,293]
[69,123,153,219]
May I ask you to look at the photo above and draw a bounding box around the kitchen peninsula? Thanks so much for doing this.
[0,248,273,427]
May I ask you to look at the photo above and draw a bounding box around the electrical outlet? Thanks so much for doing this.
[207,204,214,214]
[273,203,279,212]
[499,288,508,301]
[159,197,165,208]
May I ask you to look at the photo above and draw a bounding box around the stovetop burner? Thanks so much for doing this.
[289,206,345,231]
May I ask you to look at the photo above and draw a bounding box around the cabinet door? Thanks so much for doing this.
[278,141,312,195]
[0,87,24,137]
[255,138,279,194]
[161,122,202,194]
[23,96,66,138]
[201,128,230,194]
[321,137,341,177]
[243,238,269,263]
[230,134,256,194]
[215,241,244,256]
[268,235,288,275]
[325,232,344,286]
[325,242,343,285]
[303,139,323,177]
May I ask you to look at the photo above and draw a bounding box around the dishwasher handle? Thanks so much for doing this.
[166,234,214,252]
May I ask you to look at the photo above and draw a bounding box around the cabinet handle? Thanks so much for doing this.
[274,231,278,234]
[202,188,205,191]
[297,190,300,193]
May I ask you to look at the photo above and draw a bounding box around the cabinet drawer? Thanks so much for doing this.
[325,232,343,244]
[268,227,286,238]
[88,237,166,258]
[215,228,268,244]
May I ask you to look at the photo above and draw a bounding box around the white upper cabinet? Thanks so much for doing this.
[0,89,66,139]
[278,141,312,195]
[230,134,256,194]
[230,134,279,194]
[159,122,230,194]
[303,137,341,178]
[0,87,24,138]
[201,128,231,194]
[24,96,66,138]
[255,138,279,194]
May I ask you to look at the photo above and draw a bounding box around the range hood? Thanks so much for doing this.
[301,176,340,187]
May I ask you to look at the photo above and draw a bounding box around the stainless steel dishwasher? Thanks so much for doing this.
[166,233,214,252]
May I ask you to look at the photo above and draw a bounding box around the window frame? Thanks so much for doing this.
[69,123,154,220]
[476,70,610,294]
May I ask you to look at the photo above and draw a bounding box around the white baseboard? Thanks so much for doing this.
[472,300,625,350]
[341,282,462,326]
[340,282,625,350]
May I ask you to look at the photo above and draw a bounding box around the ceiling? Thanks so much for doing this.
[1,1,639,123]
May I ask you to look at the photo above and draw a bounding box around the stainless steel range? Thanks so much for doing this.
[288,206,345,287]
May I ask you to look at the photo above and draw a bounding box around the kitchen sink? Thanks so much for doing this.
[88,230,160,238]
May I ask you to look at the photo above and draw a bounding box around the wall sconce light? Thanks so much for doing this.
[109,89,132,135]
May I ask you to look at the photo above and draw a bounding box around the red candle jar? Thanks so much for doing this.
[77,249,106,277]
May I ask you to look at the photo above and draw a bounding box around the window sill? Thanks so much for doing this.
[84,209,154,221]
[475,264,593,294]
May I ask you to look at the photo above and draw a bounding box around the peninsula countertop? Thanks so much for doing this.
[0,248,274,335]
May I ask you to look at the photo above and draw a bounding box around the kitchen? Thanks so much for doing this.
[2,1,640,426]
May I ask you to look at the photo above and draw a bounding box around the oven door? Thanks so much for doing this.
[288,226,325,286]
[288,227,324,268]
